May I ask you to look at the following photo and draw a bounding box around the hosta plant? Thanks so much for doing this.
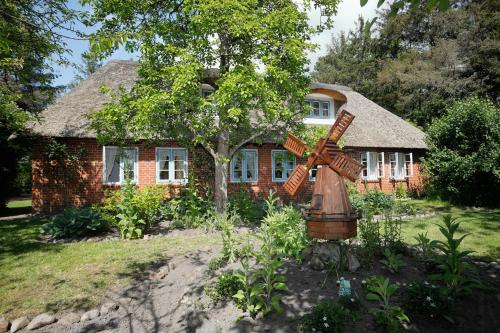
[300,300,351,333]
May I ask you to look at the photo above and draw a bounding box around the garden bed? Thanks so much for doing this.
[23,243,500,333]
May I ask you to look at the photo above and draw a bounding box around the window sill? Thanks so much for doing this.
[156,180,188,185]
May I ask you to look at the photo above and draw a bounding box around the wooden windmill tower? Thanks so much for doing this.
[283,110,363,240]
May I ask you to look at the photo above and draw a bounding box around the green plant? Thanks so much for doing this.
[382,214,405,254]
[229,186,265,224]
[358,216,382,262]
[429,215,480,297]
[205,271,244,307]
[116,178,146,239]
[208,256,225,271]
[414,232,435,269]
[300,300,351,333]
[403,281,453,321]
[214,211,241,263]
[233,246,263,317]
[366,277,409,333]
[263,205,309,261]
[394,182,407,199]
[41,207,108,239]
[380,248,404,273]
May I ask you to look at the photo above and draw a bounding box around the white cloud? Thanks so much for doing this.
[307,0,382,71]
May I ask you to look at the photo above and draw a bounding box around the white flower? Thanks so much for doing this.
[424,281,429,285]
[340,277,344,280]
[403,283,407,286]
[324,323,330,328]
[350,298,355,302]
[426,296,432,301]
[396,282,401,286]
[312,329,316,332]
[431,284,437,288]
[431,303,436,307]
[352,277,356,281]
[323,316,327,321]
[361,280,367,284]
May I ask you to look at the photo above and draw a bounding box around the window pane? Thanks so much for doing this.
[157,149,170,180]
[233,155,243,180]
[313,101,320,116]
[285,155,295,178]
[159,170,169,180]
[123,149,136,181]
[322,102,329,117]
[245,151,256,180]
[274,152,284,179]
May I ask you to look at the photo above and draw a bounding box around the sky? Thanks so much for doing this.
[52,0,383,87]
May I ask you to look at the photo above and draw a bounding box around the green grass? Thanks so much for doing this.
[401,199,500,260]
[0,217,220,318]
[0,198,32,217]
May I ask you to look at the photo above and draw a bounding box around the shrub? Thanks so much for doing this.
[424,97,500,206]
[98,179,166,239]
[41,207,108,239]
[380,248,404,273]
[358,216,382,261]
[164,180,214,229]
[229,186,265,224]
[263,205,309,260]
[300,300,351,333]
[403,281,453,320]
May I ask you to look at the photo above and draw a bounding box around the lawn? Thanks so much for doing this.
[0,217,221,319]
[401,199,500,260]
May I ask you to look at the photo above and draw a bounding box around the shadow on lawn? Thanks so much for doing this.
[0,217,64,261]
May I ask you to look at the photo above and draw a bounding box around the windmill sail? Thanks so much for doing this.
[283,164,310,196]
[329,110,355,143]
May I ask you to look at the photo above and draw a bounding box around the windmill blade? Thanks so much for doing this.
[329,110,355,143]
[283,164,310,196]
[328,152,363,182]
[283,133,309,157]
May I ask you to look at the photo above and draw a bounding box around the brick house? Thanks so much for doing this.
[30,60,426,213]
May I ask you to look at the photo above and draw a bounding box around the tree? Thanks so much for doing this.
[0,0,78,210]
[70,50,103,88]
[85,0,341,211]
[313,0,499,128]
[424,97,500,207]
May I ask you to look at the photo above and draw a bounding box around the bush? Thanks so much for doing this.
[300,300,351,333]
[41,207,108,239]
[424,97,500,206]
[163,181,214,229]
[229,186,265,224]
[263,204,309,261]
[98,179,166,239]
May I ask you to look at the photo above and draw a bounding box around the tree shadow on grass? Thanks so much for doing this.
[0,217,65,261]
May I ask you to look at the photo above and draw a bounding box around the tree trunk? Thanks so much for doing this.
[214,131,230,213]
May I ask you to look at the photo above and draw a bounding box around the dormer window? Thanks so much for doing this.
[305,99,330,118]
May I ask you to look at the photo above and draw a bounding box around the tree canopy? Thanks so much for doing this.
[313,0,499,129]
[424,97,500,207]
[85,0,341,210]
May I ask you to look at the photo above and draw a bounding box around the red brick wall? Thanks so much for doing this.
[32,138,426,213]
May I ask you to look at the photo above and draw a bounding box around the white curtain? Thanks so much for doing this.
[105,147,118,182]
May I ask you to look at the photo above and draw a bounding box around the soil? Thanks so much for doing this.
[25,242,500,333]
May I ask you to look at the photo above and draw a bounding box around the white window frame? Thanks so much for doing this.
[102,146,139,185]
[389,152,413,180]
[271,150,296,182]
[155,147,188,184]
[305,99,331,119]
[230,149,258,183]
[360,152,383,180]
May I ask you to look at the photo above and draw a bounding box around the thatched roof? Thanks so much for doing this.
[30,60,426,149]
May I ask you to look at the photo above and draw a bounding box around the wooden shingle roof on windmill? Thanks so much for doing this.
[30,60,426,150]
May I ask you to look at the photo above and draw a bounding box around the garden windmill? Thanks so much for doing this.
[283,110,363,240]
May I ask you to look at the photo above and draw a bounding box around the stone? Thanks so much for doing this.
[310,255,325,271]
[97,330,114,333]
[315,243,340,264]
[80,309,100,322]
[26,313,56,330]
[9,317,29,333]
[59,312,80,325]
[0,317,8,333]
[100,302,119,315]
[347,253,360,272]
